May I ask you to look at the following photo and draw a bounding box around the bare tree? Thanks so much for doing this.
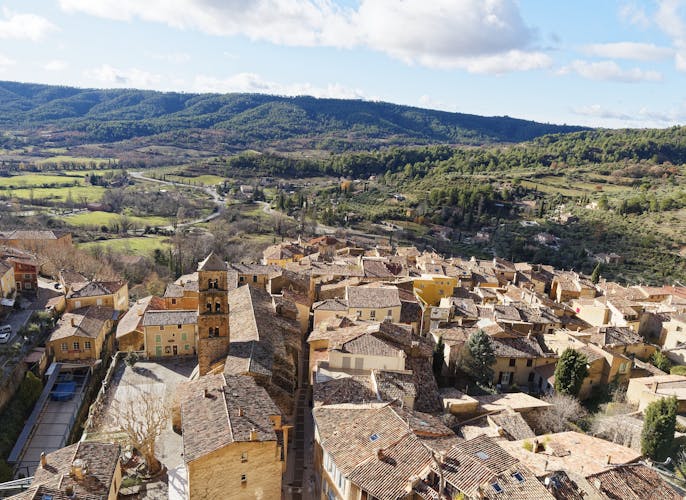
[108,385,169,474]
[531,393,587,434]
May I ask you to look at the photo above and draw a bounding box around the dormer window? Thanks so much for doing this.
[369,433,380,442]
[512,472,525,483]
[491,482,503,494]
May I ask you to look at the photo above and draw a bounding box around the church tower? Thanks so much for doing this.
[197,252,230,375]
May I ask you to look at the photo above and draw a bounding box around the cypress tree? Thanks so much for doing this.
[554,349,588,397]
[464,330,496,386]
[641,396,677,461]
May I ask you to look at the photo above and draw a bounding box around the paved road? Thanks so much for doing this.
[130,172,225,231]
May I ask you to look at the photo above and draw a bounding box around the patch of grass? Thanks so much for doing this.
[79,236,171,256]
[35,155,114,165]
[0,173,84,188]
[9,185,106,202]
[62,211,169,228]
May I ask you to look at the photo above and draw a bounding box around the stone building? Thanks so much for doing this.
[197,253,231,376]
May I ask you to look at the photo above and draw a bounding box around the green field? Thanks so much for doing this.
[0,173,84,188]
[62,211,170,228]
[9,185,106,202]
[79,236,170,256]
[35,155,114,165]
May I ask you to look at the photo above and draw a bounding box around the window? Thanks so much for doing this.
[156,346,162,357]
[215,302,221,312]
[209,327,218,338]
[509,358,516,367]
[618,362,628,374]
[241,474,247,485]
[96,298,103,306]
[73,342,80,351]
[155,335,161,343]
[370,310,376,318]
[208,279,214,289]
[84,341,91,350]
[512,472,525,483]
[24,273,31,279]
[177,324,182,329]
[206,303,212,312]
[677,326,683,332]
[61,342,68,351]
[253,275,258,283]
[526,359,533,367]
[181,332,187,341]
[184,344,190,351]
[171,299,177,305]
[387,309,392,317]
[239,276,244,282]
[491,482,503,494]
[241,452,248,463]
[475,451,489,460]
[159,325,164,331]
[356,310,362,317]
[369,433,380,442]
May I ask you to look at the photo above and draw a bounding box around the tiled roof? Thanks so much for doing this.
[313,376,376,406]
[362,259,399,279]
[142,309,196,326]
[49,306,113,341]
[406,357,443,413]
[440,436,554,499]
[116,296,165,339]
[59,269,87,287]
[474,393,552,412]
[23,441,120,499]
[0,229,69,240]
[494,305,523,322]
[181,373,281,463]
[197,252,228,271]
[586,464,681,499]
[347,285,401,309]
[488,411,535,440]
[372,370,416,402]
[340,333,403,357]
[312,298,348,311]
[67,280,126,299]
[492,336,547,359]
[163,283,185,298]
[587,326,644,347]
[228,263,281,275]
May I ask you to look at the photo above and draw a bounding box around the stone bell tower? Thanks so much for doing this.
[197,252,230,375]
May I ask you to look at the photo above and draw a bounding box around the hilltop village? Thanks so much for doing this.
[0,229,686,499]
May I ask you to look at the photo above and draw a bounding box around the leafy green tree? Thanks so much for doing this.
[433,336,445,376]
[641,396,677,460]
[463,330,496,386]
[590,263,601,284]
[554,349,588,397]
[650,350,671,373]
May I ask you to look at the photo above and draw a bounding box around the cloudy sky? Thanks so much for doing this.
[0,0,685,128]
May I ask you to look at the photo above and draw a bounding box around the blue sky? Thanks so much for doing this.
[0,0,684,128]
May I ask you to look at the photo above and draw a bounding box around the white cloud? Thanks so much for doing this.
[582,42,673,61]
[146,51,191,64]
[192,73,367,99]
[0,52,15,68]
[619,2,651,28]
[59,0,546,73]
[0,8,57,41]
[44,59,68,71]
[84,64,163,89]
[572,102,686,127]
[559,60,662,82]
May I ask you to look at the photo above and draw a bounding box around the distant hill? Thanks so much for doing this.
[0,80,586,149]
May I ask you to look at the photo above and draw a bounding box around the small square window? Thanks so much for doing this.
[370,310,376,318]
[61,343,68,351]
[241,474,247,485]
[252,276,258,283]
[491,482,503,494]
[512,472,525,483]
[526,359,533,367]
[178,324,182,329]
[159,325,164,331]
[73,342,79,351]
[509,358,516,367]
[155,335,161,343]
[171,298,177,305]
[84,341,91,350]
[369,433,380,442]
[241,452,248,463]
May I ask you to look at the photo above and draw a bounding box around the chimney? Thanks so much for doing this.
[40,451,46,468]
[653,382,659,393]
[606,455,612,465]
[250,428,258,441]
[71,458,87,481]
[203,388,210,398]
[376,448,385,461]
[70,317,75,327]
[237,407,244,417]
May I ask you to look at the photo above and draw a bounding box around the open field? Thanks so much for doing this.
[0,174,84,188]
[78,236,171,256]
[62,211,170,228]
[7,185,106,202]
[35,155,115,165]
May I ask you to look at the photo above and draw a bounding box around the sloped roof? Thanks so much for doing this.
[67,280,126,299]
[373,370,416,402]
[49,306,113,341]
[347,285,401,309]
[586,464,681,500]
[340,333,403,357]
[197,252,228,271]
[181,373,281,463]
[116,296,166,339]
[492,336,548,359]
[142,309,196,326]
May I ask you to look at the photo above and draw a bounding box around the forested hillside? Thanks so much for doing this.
[0,81,584,149]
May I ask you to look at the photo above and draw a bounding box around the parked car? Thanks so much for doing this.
[0,325,11,343]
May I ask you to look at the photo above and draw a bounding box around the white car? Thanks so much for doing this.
[0,330,10,344]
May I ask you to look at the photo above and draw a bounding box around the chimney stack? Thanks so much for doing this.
[40,451,46,468]
[606,455,612,465]
[70,317,75,327]
[250,428,258,441]
[71,458,87,481]
[238,407,244,417]
[203,388,209,398]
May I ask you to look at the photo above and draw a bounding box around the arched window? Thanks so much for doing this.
[215,302,221,312]
[206,303,212,312]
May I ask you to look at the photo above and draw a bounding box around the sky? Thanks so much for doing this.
[0,0,685,128]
